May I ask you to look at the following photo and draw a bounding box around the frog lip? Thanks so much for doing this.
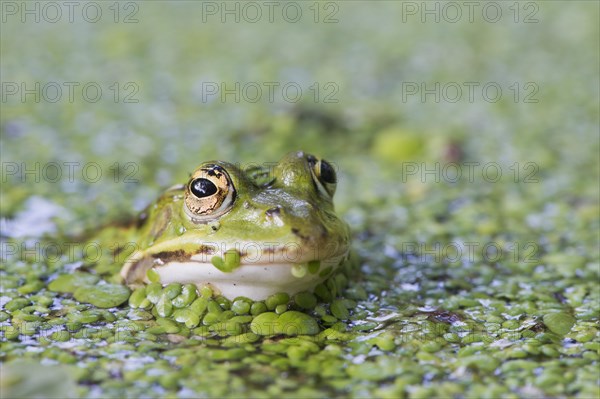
[125,238,348,265]
[190,243,347,265]
[139,252,349,301]
[120,237,349,289]
[120,245,349,296]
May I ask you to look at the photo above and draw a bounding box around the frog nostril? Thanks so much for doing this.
[265,206,282,217]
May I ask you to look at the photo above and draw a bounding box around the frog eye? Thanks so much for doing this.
[317,159,337,185]
[309,156,337,197]
[184,165,235,221]
[190,178,218,198]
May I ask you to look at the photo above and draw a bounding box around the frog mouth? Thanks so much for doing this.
[121,245,349,300]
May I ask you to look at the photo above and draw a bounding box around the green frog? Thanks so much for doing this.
[120,151,351,300]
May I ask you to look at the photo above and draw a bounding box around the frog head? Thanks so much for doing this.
[121,151,351,300]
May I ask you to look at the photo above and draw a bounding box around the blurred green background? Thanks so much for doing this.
[3,1,597,220]
[1,1,599,398]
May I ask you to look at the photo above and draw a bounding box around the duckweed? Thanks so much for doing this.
[543,312,576,336]
[172,284,198,308]
[155,295,174,318]
[250,311,319,336]
[294,292,318,309]
[291,263,308,278]
[250,302,268,316]
[265,293,290,310]
[73,283,131,308]
[308,260,321,274]
[48,272,100,293]
[330,299,350,320]
[172,309,200,328]
[163,283,183,300]
[231,298,252,315]
[128,287,151,309]
[211,249,241,272]
[146,268,161,283]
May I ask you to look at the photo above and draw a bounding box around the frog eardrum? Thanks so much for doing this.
[184,165,236,222]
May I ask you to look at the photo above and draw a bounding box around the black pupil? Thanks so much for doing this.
[191,178,218,198]
[320,160,336,184]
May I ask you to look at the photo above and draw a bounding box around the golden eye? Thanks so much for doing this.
[308,155,337,197]
[184,165,235,221]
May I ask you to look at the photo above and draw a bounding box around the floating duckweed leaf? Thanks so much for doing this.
[146,268,161,283]
[330,299,350,320]
[371,334,396,351]
[275,304,288,314]
[199,286,213,298]
[319,266,333,278]
[207,300,223,314]
[224,250,241,268]
[48,272,100,293]
[231,298,252,315]
[314,283,332,302]
[73,283,130,308]
[211,250,241,272]
[17,280,44,295]
[156,317,180,334]
[250,311,319,336]
[277,311,319,335]
[222,332,260,344]
[250,302,267,316]
[156,295,174,317]
[250,312,280,335]
[229,315,253,324]
[543,312,575,336]
[4,298,31,312]
[291,263,307,278]
[172,284,198,308]
[145,282,163,304]
[212,320,244,336]
[172,309,200,328]
[202,312,220,326]
[294,292,317,309]
[163,283,182,300]
[308,260,321,274]
[266,293,290,310]
[215,296,231,310]
[190,297,209,317]
[128,287,147,308]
